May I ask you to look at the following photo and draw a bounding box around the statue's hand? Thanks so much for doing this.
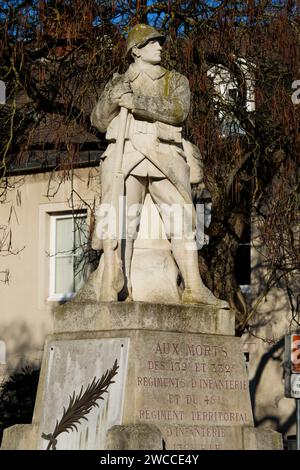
[118,92,134,111]
[109,80,132,104]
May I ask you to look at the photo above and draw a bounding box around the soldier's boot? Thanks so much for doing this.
[171,238,229,308]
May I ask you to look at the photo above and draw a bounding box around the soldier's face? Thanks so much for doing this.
[138,40,162,64]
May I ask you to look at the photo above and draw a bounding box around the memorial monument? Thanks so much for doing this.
[89,23,226,308]
[1,24,282,451]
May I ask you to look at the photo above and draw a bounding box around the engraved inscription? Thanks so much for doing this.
[163,425,230,450]
[135,332,253,449]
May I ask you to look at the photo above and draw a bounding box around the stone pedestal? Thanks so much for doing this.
[1,301,282,450]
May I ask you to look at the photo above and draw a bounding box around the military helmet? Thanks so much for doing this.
[126,23,165,56]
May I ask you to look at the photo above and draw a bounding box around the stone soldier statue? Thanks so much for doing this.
[91,24,227,308]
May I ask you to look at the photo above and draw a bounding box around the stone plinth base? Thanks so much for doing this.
[1,424,38,450]
[105,424,282,451]
[53,300,234,336]
[105,424,164,450]
[1,301,282,450]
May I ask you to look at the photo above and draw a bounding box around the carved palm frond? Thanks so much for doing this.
[42,359,118,450]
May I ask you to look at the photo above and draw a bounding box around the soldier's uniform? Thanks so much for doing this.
[90,24,227,306]
[91,61,195,239]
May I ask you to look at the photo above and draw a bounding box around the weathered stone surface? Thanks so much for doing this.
[1,424,38,450]
[159,424,244,450]
[124,330,254,450]
[131,194,182,304]
[54,301,234,336]
[1,299,282,451]
[31,327,254,450]
[36,338,129,450]
[131,247,181,304]
[243,427,283,450]
[105,424,163,450]
[2,320,283,449]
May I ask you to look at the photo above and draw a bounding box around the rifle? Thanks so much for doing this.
[100,106,128,301]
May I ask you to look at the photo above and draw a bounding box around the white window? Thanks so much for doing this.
[48,212,88,301]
